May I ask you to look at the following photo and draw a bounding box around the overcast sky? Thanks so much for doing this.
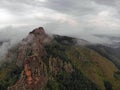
[0,0,120,44]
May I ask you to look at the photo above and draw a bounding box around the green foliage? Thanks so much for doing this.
[45,42,69,62]
[0,62,21,90]
[56,69,99,90]
[65,45,120,90]
[26,49,32,56]
[87,45,120,69]
[114,71,120,80]
[45,69,99,90]
[45,80,59,90]
[45,35,77,62]
[104,81,113,90]
[54,35,77,46]
[44,36,99,90]
[0,44,21,90]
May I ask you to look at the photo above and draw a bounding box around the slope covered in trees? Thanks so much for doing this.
[0,27,120,90]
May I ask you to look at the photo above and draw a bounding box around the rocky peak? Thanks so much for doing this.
[29,27,45,35]
[8,27,74,90]
[16,27,49,68]
[22,27,47,45]
[8,27,49,90]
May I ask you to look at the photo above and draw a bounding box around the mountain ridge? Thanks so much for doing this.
[0,27,120,90]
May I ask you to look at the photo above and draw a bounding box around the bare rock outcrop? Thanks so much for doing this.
[8,27,49,90]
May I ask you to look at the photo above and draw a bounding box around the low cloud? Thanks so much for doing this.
[0,0,120,58]
[0,26,32,58]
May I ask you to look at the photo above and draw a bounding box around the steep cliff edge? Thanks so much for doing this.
[8,27,49,90]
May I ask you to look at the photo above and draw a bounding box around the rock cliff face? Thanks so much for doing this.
[7,27,75,90]
[8,27,49,90]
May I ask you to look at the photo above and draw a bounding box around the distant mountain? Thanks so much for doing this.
[105,42,120,48]
[94,34,120,40]
[0,27,120,90]
[94,34,120,48]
